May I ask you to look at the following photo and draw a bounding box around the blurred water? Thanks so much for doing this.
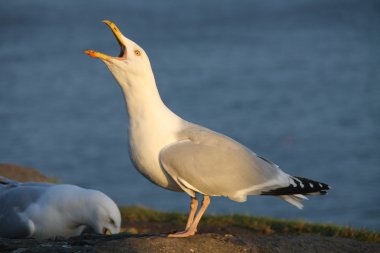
[0,0,379,231]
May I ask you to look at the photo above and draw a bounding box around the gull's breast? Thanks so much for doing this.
[128,123,183,192]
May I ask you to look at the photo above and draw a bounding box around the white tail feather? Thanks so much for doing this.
[294,194,309,200]
[279,195,307,209]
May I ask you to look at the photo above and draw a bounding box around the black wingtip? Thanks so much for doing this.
[261,176,331,196]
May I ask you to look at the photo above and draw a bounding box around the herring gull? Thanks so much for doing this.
[85,20,330,237]
[0,176,121,239]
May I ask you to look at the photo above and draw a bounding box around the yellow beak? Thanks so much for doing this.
[102,227,112,235]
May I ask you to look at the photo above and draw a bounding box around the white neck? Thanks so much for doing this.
[117,70,182,130]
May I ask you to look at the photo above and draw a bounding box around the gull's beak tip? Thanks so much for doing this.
[102,20,112,25]
[84,50,108,61]
[102,20,116,28]
[84,50,97,58]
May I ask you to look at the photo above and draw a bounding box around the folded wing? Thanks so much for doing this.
[159,126,293,202]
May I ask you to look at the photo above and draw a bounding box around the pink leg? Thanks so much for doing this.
[185,197,198,230]
[168,195,210,238]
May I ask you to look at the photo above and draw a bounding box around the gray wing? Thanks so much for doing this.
[0,180,51,238]
[159,126,291,202]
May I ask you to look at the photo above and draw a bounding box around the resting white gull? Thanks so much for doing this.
[85,20,330,237]
[0,176,121,239]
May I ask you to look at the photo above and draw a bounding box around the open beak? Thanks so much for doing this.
[85,20,126,61]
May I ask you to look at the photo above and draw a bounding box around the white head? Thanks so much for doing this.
[86,189,121,235]
[85,20,155,91]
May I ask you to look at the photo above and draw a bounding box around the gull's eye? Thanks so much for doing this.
[109,218,115,225]
[134,49,141,56]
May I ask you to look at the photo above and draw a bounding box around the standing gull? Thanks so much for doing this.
[85,20,330,237]
[0,177,121,239]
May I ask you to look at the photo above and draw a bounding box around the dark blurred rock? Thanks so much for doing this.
[0,233,379,253]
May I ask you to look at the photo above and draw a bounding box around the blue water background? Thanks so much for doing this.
[0,0,379,231]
